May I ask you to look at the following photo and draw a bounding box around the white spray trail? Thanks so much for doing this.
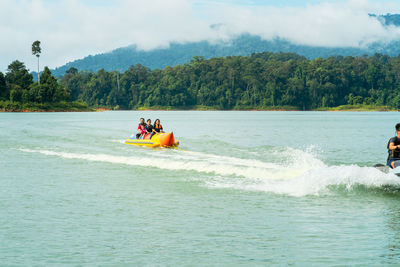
[19,148,296,180]
[19,147,400,197]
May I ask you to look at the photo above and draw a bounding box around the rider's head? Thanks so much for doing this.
[396,123,400,132]
[147,119,151,125]
[140,118,144,124]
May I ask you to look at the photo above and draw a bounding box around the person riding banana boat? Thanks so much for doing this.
[136,118,146,139]
[126,118,178,148]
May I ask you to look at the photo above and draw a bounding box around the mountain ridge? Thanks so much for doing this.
[50,13,400,77]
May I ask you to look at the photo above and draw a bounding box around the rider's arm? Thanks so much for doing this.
[389,142,400,150]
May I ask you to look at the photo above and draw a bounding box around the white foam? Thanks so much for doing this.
[206,164,400,197]
[19,147,400,197]
[18,148,290,180]
[157,149,282,169]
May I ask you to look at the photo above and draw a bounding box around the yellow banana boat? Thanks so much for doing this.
[125,132,179,148]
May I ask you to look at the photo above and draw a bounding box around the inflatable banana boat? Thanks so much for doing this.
[125,132,179,148]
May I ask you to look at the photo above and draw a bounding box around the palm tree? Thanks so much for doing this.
[32,40,41,85]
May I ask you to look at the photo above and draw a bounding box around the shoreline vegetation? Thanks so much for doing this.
[0,103,396,112]
[0,100,93,112]
[314,104,397,112]
[137,104,397,111]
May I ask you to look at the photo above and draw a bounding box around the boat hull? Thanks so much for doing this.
[125,132,179,148]
[373,163,400,176]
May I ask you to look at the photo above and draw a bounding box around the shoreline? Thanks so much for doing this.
[0,102,397,112]
[0,101,94,112]
[0,108,95,112]
[1,108,398,112]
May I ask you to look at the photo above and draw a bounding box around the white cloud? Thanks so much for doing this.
[216,0,400,47]
[1,0,400,72]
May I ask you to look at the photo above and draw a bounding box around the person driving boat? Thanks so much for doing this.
[387,123,400,169]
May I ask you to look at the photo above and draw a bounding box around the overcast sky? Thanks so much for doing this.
[1,0,400,72]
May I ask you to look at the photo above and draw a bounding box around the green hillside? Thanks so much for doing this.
[49,14,400,77]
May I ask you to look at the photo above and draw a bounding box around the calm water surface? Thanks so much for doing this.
[1,111,400,265]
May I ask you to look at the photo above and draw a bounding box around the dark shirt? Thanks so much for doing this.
[154,124,163,132]
[145,124,154,133]
[388,136,400,161]
[388,136,400,147]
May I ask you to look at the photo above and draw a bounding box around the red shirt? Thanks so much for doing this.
[138,124,146,134]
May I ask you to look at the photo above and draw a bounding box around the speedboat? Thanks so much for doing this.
[125,132,179,148]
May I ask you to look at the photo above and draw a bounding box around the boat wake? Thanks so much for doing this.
[19,146,400,197]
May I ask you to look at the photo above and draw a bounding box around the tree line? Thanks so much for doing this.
[58,52,400,110]
[0,60,69,104]
[2,52,400,110]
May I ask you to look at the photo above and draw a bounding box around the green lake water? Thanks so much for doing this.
[1,111,400,265]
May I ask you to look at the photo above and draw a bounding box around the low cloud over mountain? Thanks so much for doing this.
[2,0,400,71]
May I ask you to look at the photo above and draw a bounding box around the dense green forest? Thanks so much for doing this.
[59,52,400,110]
[0,60,89,111]
[3,51,400,112]
[50,14,400,77]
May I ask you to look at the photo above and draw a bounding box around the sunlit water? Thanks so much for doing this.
[1,111,400,265]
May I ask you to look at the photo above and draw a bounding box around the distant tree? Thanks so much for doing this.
[5,60,33,91]
[9,86,23,102]
[0,72,8,100]
[38,67,69,102]
[66,67,78,75]
[32,40,41,84]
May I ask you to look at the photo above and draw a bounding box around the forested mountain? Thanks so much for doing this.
[50,14,400,77]
[59,52,400,110]
[51,35,365,77]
